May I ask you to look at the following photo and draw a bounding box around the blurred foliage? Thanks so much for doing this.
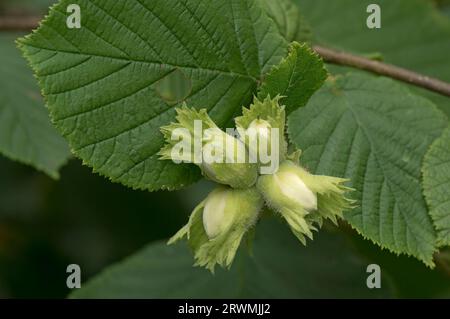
[71,219,393,299]
[0,34,71,178]
[0,156,205,297]
[342,226,450,298]
[0,1,70,177]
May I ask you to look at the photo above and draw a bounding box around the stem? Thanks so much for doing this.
[2,17,450,97]
[435,250,450,278]
[0,16,41,31]
[314,45,450,97]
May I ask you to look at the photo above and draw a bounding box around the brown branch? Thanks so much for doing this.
[435,250,450,278]
[314,45,450,98]
[0,16,41,31]
[2,17,450,97]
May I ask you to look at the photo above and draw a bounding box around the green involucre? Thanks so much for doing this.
[257,160,354,244]
[169,186,263,272]
[159,105,258,189]
[166,95,355,271]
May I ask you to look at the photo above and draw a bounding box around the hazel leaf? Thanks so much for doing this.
[258,42,327,115]
[423,127,450,247]
[18,0,288,190]
[288,73,448,267]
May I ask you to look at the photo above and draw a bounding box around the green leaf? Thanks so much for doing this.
[259,0,312,43]
[18,0,288,191]
[294,0,450,116]
[423,127,450,247]
[258,42,327,115]
[288,73,448,266]
[70,218,393,298]
[0,33,70,178]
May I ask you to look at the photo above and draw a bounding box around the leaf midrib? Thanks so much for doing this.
[23,43,258,82]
